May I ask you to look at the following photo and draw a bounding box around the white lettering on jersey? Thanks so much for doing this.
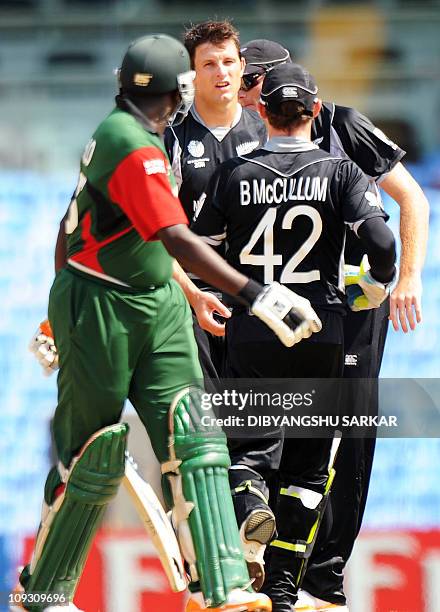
[187,157,210,169]
[239,177,329,205]
[187,140,205,158]
[143,159,167,175]
[236,140,260,156]
[240,181,251,205]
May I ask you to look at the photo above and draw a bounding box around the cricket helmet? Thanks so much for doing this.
[119,34,191,95]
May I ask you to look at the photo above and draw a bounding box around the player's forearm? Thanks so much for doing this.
[380,163,429,279]
[159,225,248,298]
[357,217,396,283]
[55,216,67,273]
[397,194,429,278]
[172,259,201,308]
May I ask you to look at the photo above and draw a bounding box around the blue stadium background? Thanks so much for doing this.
[1,152,439,601]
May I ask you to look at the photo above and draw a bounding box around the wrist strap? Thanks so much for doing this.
[237,279,263,306]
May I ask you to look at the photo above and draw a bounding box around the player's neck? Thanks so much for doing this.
[194,98,239,128]
[268,124,312,142]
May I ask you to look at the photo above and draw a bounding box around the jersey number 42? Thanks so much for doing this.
[240,205,322,284]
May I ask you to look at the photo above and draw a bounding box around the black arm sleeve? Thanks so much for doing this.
[357,217,396,283]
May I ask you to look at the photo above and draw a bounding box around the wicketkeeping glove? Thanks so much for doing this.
[344,254,394,312]
[251,282,322,347]
[29,319,59,376]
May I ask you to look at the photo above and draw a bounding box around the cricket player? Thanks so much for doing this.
[239,39,429,611]
[18,34,326,612]
[192,62,397,612]
[164,20,267,381]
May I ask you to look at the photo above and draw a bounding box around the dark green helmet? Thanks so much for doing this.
[119,33,191,96]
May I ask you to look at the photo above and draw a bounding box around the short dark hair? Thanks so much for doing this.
[184,20,240,67]
[265,100,310,131]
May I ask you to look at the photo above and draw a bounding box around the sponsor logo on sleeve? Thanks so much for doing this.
[143,159,167,175]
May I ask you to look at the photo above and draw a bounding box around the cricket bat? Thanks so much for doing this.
[123,454,187,592]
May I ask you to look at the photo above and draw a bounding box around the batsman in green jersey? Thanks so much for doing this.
[19,34,323,612]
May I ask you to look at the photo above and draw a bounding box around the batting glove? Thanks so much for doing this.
[29,319,59,376]
[251,282,322,347]
[345,254,394,311]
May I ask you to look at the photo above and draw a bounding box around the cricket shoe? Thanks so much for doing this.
[186,588,272,611]
[294,589,349,611]
[240,507,276,592]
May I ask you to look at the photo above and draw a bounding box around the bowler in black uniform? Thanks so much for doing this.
[165,20,267,381]
[193,63,397,612]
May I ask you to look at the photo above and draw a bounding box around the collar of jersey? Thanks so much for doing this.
[263,136,319,153]
[190,104,242,141]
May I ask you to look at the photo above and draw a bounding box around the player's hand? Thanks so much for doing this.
[251,282,322,347]
[29,319,59,376]
[389,273,422,333]
[192,291,231,337]
[344,254,395,312]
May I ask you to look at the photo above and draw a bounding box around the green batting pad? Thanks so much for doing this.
[22,423,128,609]
[167,389,250,607]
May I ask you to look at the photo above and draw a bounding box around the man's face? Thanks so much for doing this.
[238,70,266,112]
[193,40,245,106]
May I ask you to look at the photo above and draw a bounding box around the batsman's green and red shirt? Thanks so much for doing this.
[47,105,203,469]
[66,106,188,288]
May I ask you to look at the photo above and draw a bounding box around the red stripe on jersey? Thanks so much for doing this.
[70,210,133,272]
[107,146,188,241]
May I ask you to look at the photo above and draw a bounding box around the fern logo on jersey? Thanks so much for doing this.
[187,140,205,158]
[236,140,260,156]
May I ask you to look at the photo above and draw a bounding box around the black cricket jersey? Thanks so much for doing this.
[164,105,267,223]
[312,102,405,265]
[192,138,387,311]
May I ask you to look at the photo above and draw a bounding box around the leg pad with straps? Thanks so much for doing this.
[265,468,335,604]
[20,424,128,609]
[162,388,250,608]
